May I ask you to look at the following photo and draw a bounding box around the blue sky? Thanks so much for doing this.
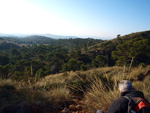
[0,0,150,39]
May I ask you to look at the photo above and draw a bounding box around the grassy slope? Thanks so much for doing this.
[1,65,150,112]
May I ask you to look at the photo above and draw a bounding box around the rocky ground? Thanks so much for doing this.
[61,95,89,113]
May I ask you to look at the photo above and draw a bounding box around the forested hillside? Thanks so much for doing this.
[86,30,150,67]
[0,31,150,80]
[0,36,103,79]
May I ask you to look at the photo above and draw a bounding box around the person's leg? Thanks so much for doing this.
[96,110,104,113]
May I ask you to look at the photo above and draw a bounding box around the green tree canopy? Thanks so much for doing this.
[112,38,150,66]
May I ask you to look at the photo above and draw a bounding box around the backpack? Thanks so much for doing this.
[123,96,150,113]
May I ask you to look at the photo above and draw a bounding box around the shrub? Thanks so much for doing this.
[80,64,87,71]
[139,63,146,67]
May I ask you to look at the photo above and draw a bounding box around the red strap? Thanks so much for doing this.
[134,101,150,112]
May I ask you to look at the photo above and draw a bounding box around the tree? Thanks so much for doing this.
[67,59,79,71]
[62,59,83,72]
[10,48,19,55]
[0,64,14,79]
[112,39,150,68]
[80,64,87,71]
[117,34,121,38]
[92,55,108,67]
[0,55,9,65]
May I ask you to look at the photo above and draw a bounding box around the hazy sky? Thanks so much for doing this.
[0,0,150,39]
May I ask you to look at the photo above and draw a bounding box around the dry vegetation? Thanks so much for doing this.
[1,65,150,113]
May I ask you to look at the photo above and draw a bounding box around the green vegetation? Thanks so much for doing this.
[0,37,103,79]
[1,31,150,79]
[0,30,150,112]
[112,38,150,67]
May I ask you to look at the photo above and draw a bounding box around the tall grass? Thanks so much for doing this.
[48,86,72,107]
[1,65,150,112]
[132,76,150,101]
[83,65,150,113]
[0,75,72,112]
[83,75,119,113]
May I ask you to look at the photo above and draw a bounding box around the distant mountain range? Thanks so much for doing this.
[0,33,79,39]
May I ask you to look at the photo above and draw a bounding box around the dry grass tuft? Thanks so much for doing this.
[83,75,119,113]
[48,86,72,106]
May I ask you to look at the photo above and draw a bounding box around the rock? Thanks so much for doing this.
[69,105,76,111]
[76,105,82,111]
[69,104,82,111]
[80,110,86,113]
[61,108,72,113]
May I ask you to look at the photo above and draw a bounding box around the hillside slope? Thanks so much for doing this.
[1,66,150,113]
[87,30,150,52]
[0,39,21,50]
[85,30,150,66]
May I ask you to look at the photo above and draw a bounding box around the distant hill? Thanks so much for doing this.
[0,33,17,37]
[0,33,79,39]
[0,39,21,50]
[0,35,103,50]
[40,33,79,39]
[0,35,56,44]
[18,35,54,44]
[0,33,103,45]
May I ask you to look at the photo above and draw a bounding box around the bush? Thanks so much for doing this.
[80,64,87,71]
[139,63,146,67]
